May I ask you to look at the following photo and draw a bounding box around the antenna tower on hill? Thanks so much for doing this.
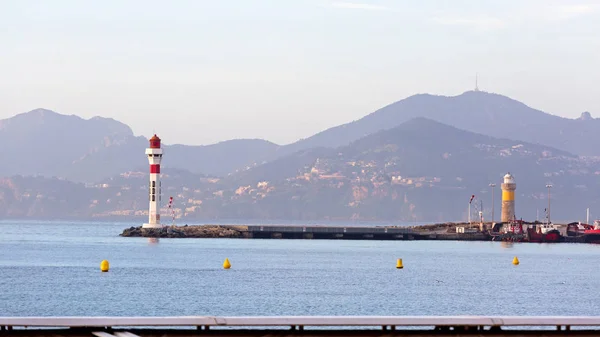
[474,72,480,92]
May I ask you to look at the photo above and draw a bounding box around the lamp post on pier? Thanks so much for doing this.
[546,184,553,223]
[489,183,496,224]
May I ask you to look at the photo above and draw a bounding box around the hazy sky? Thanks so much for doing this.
[1,0,599,145]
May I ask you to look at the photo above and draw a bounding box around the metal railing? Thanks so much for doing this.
[3,316,600,331]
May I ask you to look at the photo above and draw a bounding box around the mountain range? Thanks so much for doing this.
[0,109,278,182]
[0,90,599,222]
[282,91,599,157]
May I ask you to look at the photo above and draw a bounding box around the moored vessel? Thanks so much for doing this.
[490,219,526,242]
[566,220,600,243]
[526,222,563,243]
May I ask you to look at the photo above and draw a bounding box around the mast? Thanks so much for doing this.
[587,208,590,225]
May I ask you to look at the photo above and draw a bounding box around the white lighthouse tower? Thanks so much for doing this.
[142,134,163,229]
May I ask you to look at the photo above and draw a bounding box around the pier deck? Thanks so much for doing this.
[246,225,488,241]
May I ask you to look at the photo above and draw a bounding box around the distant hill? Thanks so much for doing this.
[336,117,576,184]
[280,91,600,156]
[0,109,279,182]
[222,117,596,221]
[0,108,143,182]
[0,168,221,220]
[242,117,579,187]
[228,147,335,186]
[166,139,279,176]
[2,118,600,222]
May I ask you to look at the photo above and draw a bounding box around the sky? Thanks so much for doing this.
[1,0,599,145]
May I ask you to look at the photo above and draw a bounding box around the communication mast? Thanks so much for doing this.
[167,196,176,226]
[473,197,483,223]
[468,195,475,223]
[468,195,485,224]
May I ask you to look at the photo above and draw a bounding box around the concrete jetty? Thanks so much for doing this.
[246,224,487,240]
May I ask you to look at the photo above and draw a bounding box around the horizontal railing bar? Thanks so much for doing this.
[2,316,600,328]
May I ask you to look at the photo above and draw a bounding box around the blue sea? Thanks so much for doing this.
[1,220,599,317]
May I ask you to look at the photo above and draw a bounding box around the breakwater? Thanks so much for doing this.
[121,222,600,244]
[120,223,489,240]
[121,225,248,238]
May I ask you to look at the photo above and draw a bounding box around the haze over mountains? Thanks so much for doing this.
[1,90,599,222]
[283,91,600,157]
[0,109,278,182]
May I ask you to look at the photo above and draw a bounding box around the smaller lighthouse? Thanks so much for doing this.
[143,134,163,229]
[501,172,516,222]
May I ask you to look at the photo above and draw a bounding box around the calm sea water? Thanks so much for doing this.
[1,220,599,317]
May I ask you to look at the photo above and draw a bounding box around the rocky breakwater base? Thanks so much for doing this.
[120,225,249,238]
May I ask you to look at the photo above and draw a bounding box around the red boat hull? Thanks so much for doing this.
[527,228,563,243]
[566,223,600,243]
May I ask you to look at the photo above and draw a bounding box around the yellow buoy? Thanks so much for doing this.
[512,256,520,265]
[396,258,403,269]
[223,258,231,269]
[100,260,109,272]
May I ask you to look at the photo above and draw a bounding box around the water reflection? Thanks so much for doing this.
[148,238,159,245]
[500,241,514,249]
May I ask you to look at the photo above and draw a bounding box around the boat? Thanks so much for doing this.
[566,221,600,243]
[526,222,563,243]
[490,219,526,242]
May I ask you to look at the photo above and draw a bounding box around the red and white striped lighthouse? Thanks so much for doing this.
[142,134,163,228]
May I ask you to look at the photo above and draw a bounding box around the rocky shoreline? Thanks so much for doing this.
[120,225,248,238]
